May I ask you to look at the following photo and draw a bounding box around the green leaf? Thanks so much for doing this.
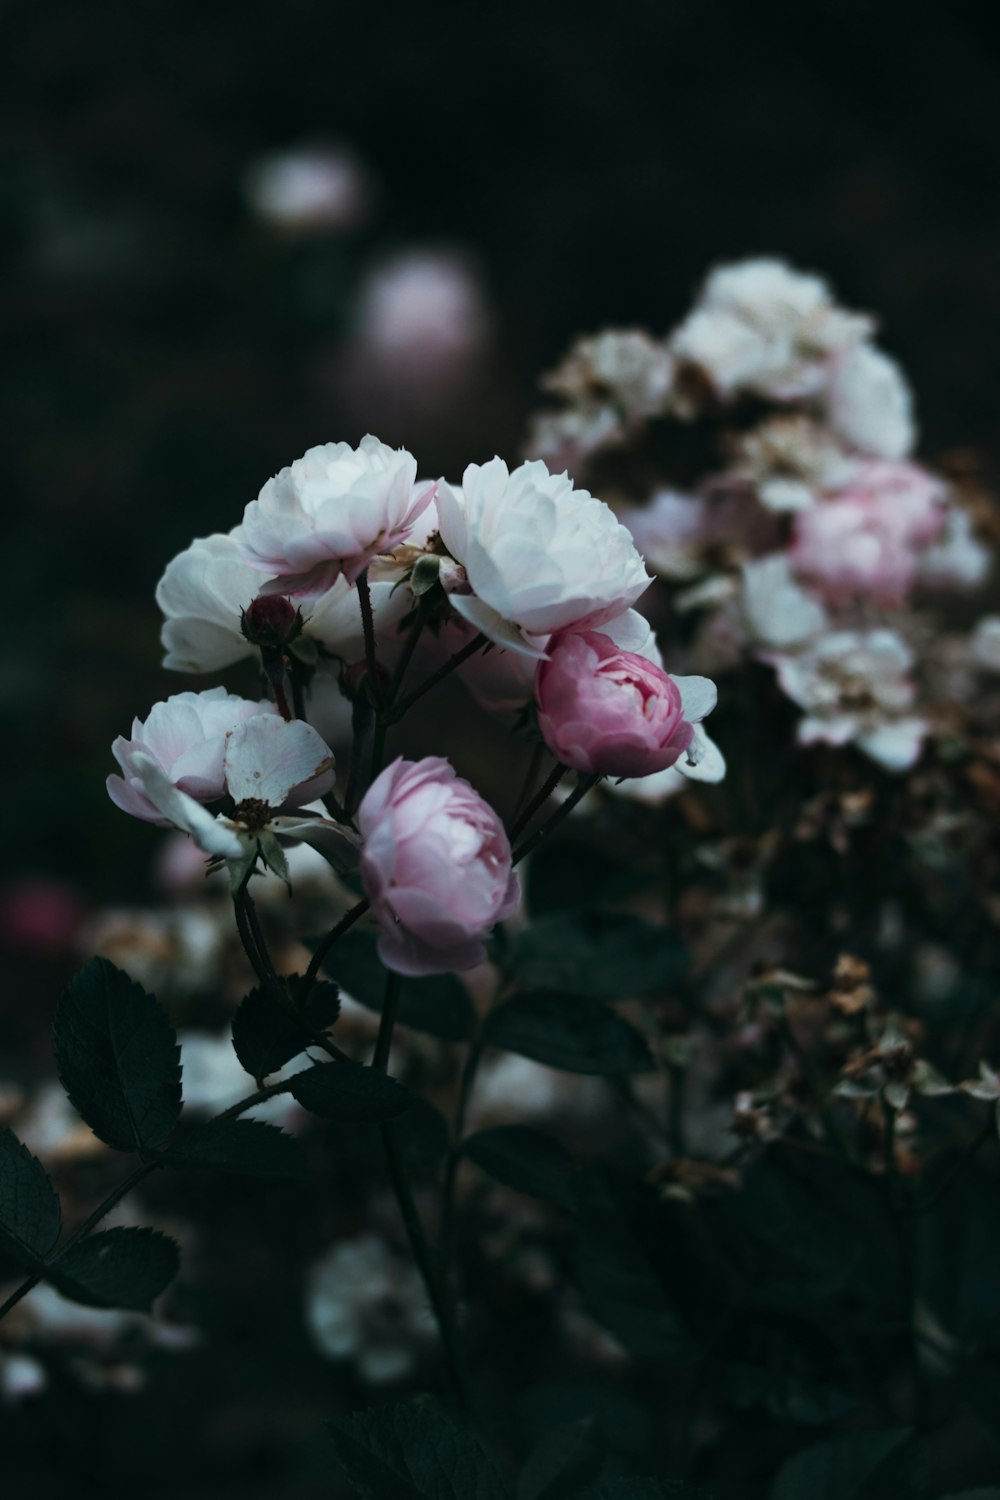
[328,1395,511,1499]
[572,1181,694,1365]
[770,1429,918,1500]
[50,1227,180,1312]
[319,932,475,1040]
[509,914,688,999]
[574,1482,705,1499]
[53,958,182,1152]
[232,977,341,1082]
[484,992,654,1075]
[0,1127,61,1271]
[517,1418,601,1500]
[464,1126,578,1209]
[292,1061,412,1123]
[155,1117,307,1178]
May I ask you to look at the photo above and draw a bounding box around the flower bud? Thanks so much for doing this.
[240,593,302,649]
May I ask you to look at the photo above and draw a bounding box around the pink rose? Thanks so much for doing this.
[535,631,717,779]
[358,757,520,977]
[789,460,946,607]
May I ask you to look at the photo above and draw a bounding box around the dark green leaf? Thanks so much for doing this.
[50,1227,180,1312]
[328,1395,511,1500]
[573,1182,693,1365]
[319,932,474,1040]
[770,1429,918,1500]
[155,1117,307,1178]
[53,958,182,1152]
[574,1482,706,1499]
[517,1418,601,1500]
[484,992,654,1075]
[509,914,688,999]
[0,1127,61,1270]
[464,1126,578,1208]
[292,1061,412,1123]
[232,977,341,1082]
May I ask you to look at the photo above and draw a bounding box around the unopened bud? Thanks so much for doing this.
[240,594,302,649]
[410,553,442,597]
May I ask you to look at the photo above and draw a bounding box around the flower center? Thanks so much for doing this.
[232,797,272,834]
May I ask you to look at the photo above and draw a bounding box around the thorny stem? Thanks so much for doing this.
[389,632,489,722]
[386,597,431,707]
[0,1078,301,1324]
[509,759,568,841]
[511,774,600,865]
[357,570,381,709]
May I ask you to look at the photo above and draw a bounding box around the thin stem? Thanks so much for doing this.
[379,1120,475,1413]
[289,662,308,722]
[386,599,430,707]
[372,971,402,1073]
[357,570,381,707]
[261,645,293,721]
[233,886,271,987]
[371,965,474,1411]
[882,1094,925,1428]
[441,1037,484,1254]
[303,897,371,989]
[509,760,568,841]
[390,632,488,722]
[243,889,279,983]
[511,774,599,865]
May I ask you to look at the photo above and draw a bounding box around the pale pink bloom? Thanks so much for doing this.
[789,461,946,607]
[239,437,438,597]
[358,757,519,977]
[535,630,716,780]
[109,713,353,883]
[355,252,488,371]
[107,689,278,825]
[436,457,650,658]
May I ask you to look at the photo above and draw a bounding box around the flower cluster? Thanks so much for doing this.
[527,257,997,776]
[109,434,722,973]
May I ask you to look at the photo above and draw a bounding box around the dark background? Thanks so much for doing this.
[5,0,1000,896]
[4,1,1000,1491]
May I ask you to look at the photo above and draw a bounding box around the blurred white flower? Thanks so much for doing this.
[436,458,650,657]
[970,616,1000,674]
[917,506,992,591]
[742,555,828,649]
[727,414,860,513]
[82,906,225,998]
[543,329,674,420]
[243,144,371,233]
[825,343,915,459]
[305,1233,434,1383]
[670,258,871,404]
[763,629,928,771]
[178,1030,309,1124]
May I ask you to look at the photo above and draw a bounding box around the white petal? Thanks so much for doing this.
[269,815,361,873]
[675,726,727,783]
[671,675,718,723]
[128,752,245,857]
[224,716,335,808]
[448,593,550,659]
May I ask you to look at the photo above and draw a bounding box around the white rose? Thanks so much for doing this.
[106,688,278,824]
[238,435,437,597]
[435,457,650,658]
[156,529,409,674]
[825,343,915,460]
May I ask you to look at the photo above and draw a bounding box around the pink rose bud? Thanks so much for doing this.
[358,757,520,976]
[535,631,697,778]
[241,593,301,648]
